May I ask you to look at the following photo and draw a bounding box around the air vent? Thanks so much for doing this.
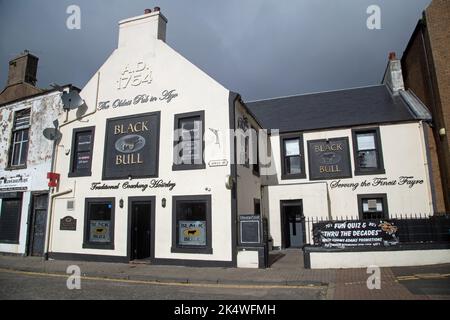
[67,200,75,211]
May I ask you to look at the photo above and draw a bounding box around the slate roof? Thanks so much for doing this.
[246,85,419,133]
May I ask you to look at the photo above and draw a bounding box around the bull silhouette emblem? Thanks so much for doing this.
[95,227,106,235]
[121,136,140,151]
[320,152,341,165]
[184,229,200,237]
[115,134,146,154]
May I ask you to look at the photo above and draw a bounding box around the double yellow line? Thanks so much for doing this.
[396,273,450,281]
[0,268,326,290]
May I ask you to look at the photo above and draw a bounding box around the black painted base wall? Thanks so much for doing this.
[48,252,236,268]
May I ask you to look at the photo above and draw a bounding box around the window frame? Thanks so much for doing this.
[0,193,23,244]
[69,126,95,177]
[357,193,389,220]
[280,133,306,180]
[7,109,30,170]
[254,198,261,215]
[252,126,260,176]
[172,111,206,171]
[171,195,212,254]
[352,127,385,176]
[83,197,115,250]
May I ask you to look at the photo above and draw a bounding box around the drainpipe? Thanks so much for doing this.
[44,71,101,259]
[44,188,73,259]
[418,121,436,215]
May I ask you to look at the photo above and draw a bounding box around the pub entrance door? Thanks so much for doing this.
[281,200,306,248]
[129,199,152,260]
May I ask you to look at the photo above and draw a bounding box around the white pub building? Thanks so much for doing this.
[45,8,442,268]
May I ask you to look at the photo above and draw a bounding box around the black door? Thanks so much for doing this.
[281,200,306,248]
[29,194,48,256]
[130,201,152,260]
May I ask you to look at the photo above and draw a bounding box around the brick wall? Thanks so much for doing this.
[401,0,450,212]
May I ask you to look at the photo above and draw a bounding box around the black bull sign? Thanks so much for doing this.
[313,220,399,248]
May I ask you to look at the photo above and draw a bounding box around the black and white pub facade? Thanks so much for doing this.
[47,9,448,269]
[47,8,263,267]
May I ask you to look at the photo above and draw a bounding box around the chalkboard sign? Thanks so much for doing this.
[239,215,261,245]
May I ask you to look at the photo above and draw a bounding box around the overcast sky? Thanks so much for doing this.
[0,0,431,101]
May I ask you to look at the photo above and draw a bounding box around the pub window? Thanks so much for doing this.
[254,198,261,215]
[352,128,385,175]
[358,194,389,220]
[83,198,115,250]
[8,109,30,168]
[0,194,23,244]
[171,195,212,254]
[173,111,205,170]
[280,133,306,179]
[69,127,95,177]
[252,127,260,175]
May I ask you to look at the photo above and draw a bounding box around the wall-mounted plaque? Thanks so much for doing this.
[103,112,160,180]
[60,216,77,231]
[208,159,228,167]
[307,137,352,180]
[239,215,261,245]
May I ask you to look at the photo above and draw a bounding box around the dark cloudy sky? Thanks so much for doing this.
[0,0,430,101]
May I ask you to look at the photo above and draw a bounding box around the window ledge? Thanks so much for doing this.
[5,165,27,171]
[354,169,386,176]
[172,164,206,171]
[68,172,92,178]
[0,240,20,244]
[171,246,213,254]
[82,243,115,250]
[281,173,306,180]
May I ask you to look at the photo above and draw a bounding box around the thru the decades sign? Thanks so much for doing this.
[313,220,399,248]
[103,112,160,180]
[308,137,352,180]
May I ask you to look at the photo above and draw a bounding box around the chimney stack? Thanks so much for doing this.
[383,51,405,94]
[7,50,39,86]
[118,7,167,48]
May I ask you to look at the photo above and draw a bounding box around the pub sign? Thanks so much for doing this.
[103,112,160,180]
[307,137,352,180]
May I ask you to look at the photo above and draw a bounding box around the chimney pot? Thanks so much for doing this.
[153,7,160,12]
[144,8,152,14]
[389,52,397,60]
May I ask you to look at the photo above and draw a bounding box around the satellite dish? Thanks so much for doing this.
[51,83,85,111]
[61,90,84,110]
[43,118,62,142]
[43,128,62,141]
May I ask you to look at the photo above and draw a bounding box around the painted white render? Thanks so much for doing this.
[0,91,65,254]
[48,10,254,265]
[261,122,434,248]
[235,101,262,216]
